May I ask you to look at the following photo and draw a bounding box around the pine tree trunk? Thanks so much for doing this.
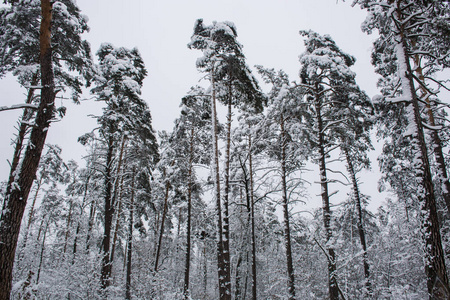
[315,93,339,300]
[393,2,450,297]
[125,167,135,300]
[100,134,115,294]
[221,84,232,299]
[248,132,257,300]
[0,1,55,298]
[154,181,170,272]
[344,149,372,295]
[210,67,227,299]
[280,114,296,300]
[183,127,195,299]
[63,200,74,255]
[413,54,450,216]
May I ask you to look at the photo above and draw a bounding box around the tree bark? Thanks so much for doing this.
[280,114,296,300]
[393,2,450,297]
[154,181,170,272]
[183,127,195,299]
[248,131,257,300]
[344,149,372,295]
[100,134,114,294]
[0,1,55,298]
[315,93,339,300]
[210,67,227,299]
[125,167,135,300]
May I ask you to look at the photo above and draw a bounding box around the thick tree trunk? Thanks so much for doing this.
[315,94,339,300]
[125,168,135,300]
[280,114,296,300]
[154,181,170,272]
[344,149,372,295]
[210,67,227,299]
[183,127,195,299]
[413,54,450,216]
[0,1,55,298]
[100,135,114,294]
[393,2,450,297]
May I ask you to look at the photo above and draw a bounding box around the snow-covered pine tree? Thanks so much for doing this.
[354,0,450,296]
[189,19,265,299]
[297,30,368,300]
[91,43,157,296]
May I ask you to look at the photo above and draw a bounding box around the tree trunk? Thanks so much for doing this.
[221,84,232,299]
[100,134,115,294]
[210,67,227,299]
[0,1,55,298]
[394,2,450,297]
[413,53,450,216]
[35,218,50,285]
[125,167,135,300]
[344,148,371,295]
[280,114,296,300]
[154,181,170,272]
[315,93,339,300]
[63,200,74,255]
[248,132,257,300]
[183,127,195,299]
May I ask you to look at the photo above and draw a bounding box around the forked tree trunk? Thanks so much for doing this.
[35,218,50,285]
[315,93,339,300]
[0,1,55,298]
[280,114,296,300]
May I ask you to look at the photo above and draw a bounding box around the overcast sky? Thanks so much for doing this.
[0,0,386,210]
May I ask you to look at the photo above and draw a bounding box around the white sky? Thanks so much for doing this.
[0,0,388,211]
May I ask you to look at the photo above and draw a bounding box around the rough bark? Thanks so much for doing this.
[221,87,232,300]
[100,135,114,293]
[280,114,296,300]
[315,93,339,300]
[0,1,55,298]
[393,2,450,297]
[211,67,227,299]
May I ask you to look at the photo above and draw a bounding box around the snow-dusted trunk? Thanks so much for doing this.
[344,148,371,295]
[280,114,296,300]
[100,134,115,293]
[221,83,232,299]
[72,175,91,262]
[315,93,339,300]
[393,2,449,295]
[210,67,228,299]
[183,127,195,299]
[125,167,135,300]
[0,1,55,298]
[63,200,74,255]
[154,181,170,272]
[413,54,450,216]
[248,131,257,300]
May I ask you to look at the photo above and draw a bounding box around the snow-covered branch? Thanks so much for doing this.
[0,103,39,113]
